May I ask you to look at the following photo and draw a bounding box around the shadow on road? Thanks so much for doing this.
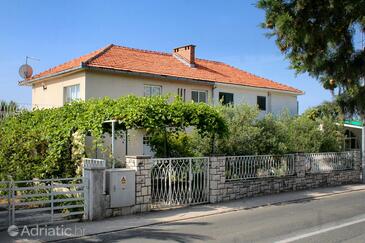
[69,225,212,243]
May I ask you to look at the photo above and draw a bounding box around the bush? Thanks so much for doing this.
[149,130,200,157]
[157,104,345,157]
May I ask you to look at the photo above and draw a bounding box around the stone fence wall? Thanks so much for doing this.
[84,151,362,220]
[108,156,152,217]
[83,156,152,220]
[209,151,362,203]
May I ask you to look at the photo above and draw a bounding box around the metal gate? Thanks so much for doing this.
[151,157,209,208]
[0,177,86,230]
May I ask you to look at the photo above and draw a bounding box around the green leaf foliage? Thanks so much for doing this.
[165,104,344,156]
[257,0,365,118]
[0,96,227,180]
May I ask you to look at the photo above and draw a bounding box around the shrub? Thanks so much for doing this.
[171,104,345,157]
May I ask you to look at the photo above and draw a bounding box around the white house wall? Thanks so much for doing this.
[32,71,86,108]
[84,71,213,101]
[214,83,298,116]
[270,92,298,115]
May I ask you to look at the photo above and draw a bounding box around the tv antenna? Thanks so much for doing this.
[18,56,40,79]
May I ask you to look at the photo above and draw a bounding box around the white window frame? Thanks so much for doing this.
[144,85,162,97]
[191,90,208,103]
[64,84,80,104]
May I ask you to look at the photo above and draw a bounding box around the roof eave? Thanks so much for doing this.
[19,64,304,95]
[213,81,304,96]
[18,66,84,86]
[84,65,216,86]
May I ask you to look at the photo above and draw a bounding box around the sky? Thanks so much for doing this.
[0,0,333,113]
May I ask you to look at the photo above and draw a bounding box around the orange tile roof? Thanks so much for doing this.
[25,44,303,94]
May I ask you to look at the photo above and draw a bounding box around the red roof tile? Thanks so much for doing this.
[25,44,303,94]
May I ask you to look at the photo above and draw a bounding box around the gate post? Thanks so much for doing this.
[209,156,225,203]
[295,154,306,178]
[83,158,107,221]
[126,155,152,213]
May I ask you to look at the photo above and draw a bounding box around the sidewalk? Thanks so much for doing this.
[3,184,365,242]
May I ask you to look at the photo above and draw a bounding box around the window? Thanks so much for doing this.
[144,85,162,97]
[257,96,266,111]
[143,135,151,145]
[191,90,207,103]
[64,84,80,103]
[177,88,186,101]
[219,92,234,105]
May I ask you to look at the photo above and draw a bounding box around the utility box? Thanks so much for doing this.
[105,169,135,208]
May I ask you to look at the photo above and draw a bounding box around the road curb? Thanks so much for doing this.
[48,187,365,242]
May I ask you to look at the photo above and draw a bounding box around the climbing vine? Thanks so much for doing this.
[0,96,227,180]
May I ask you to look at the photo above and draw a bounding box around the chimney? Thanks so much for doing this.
[173,45,196,67]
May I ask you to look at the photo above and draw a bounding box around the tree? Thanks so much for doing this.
[186,104,344,156]
[304,101,343,121]
[257,0,365,118]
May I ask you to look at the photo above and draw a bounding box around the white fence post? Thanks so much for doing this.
[83,158,107,221]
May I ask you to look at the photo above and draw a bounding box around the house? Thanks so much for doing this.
[19,44,304,162]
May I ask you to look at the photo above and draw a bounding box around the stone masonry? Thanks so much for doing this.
[85,151,362,220]
[209,151,362,203]
[106,155,152,217]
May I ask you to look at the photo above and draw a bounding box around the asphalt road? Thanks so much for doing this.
[58,191,365,243]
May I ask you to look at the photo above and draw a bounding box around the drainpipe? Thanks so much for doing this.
[211,84,217,154]
[212,84,216,106]
[267,91,272,113]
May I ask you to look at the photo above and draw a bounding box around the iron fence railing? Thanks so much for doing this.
[0,177,86,230]
[305,151,356,173]
[225,154,296,181]
[151,157,209,208]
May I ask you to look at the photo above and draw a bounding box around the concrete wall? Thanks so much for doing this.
[214,83,298,116]
[85,71,212,101]
[32,71,86,107]
[31,70,299,116]
[209,151,362,203]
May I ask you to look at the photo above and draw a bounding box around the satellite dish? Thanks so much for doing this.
[19,64,33,79]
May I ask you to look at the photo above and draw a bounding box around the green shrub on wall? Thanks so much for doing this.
[0,96,227,181]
